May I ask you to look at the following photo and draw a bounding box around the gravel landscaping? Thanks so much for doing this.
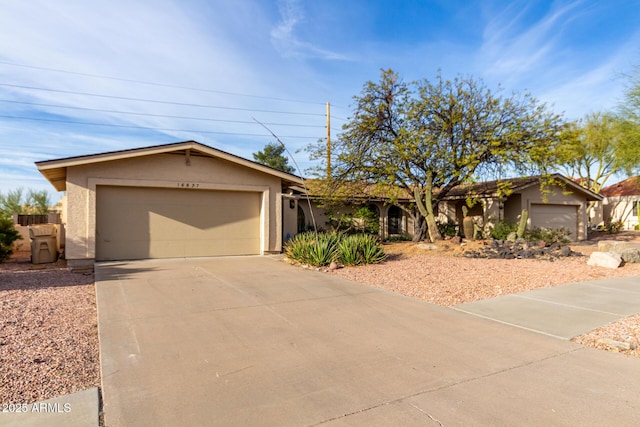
[1,232,639,406]
[0,252,99,405]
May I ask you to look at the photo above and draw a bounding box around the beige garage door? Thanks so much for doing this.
[96,186,261,261]
[530,204,577,240]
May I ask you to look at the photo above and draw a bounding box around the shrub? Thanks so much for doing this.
[525,227,571,244]
[0,216,22,262]
[285,231,340,266]
[285,232,385,267]
[604,220,624,234]
[327,206,379,235]
[436,220,458,237]
[338,234,386,266]
[490,220,518,240]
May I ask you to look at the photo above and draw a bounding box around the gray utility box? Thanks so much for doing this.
[29,224,58,264]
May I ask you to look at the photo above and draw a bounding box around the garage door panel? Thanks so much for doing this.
[97,186,261,260]
[530,204,577,240]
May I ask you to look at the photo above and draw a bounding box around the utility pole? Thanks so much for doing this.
[326,101,331,179]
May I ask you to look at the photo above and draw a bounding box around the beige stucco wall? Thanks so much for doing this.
[282,195,298,243]
[65,153,283,265]
[603,196,639,230]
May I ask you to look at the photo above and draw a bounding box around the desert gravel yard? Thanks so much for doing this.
[0,253,100,405]
[1,233,639,406]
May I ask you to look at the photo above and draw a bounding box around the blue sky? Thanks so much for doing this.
[0,0,639,202]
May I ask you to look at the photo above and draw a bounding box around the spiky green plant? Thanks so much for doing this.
[285,232,385,267]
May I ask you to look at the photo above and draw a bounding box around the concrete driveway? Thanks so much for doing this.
[96,256,640,426]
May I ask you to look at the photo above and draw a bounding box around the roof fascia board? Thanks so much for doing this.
[36,140,303,185]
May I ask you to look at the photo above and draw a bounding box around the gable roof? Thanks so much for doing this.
[35,140,303,191]
[440,174,603,201]
[600,176,640,197]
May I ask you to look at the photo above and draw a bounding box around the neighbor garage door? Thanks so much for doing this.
[530,203,577,240]
[96,186,261,261]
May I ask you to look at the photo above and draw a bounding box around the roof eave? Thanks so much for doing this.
[35,141,304,191]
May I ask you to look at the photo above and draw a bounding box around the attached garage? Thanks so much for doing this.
[530,203,578,239]
[96,186,261,261]
[35,141,303,267]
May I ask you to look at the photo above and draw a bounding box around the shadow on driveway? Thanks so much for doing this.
[96,256,640,426]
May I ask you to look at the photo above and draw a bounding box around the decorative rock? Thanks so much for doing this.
[417,243,439,250]
[619,248,640,263]
[597,338,632,351]
[560,246,572,257]
[587,251,623,269]
[449,236,462,244]
[597,240,640,253]
[506,232,517,242]
[328,262,339,270]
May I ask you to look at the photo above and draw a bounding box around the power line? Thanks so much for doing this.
[0,83,325,116]
[0,114,321,139]
[0,60,326,106]
[0,99,325,128]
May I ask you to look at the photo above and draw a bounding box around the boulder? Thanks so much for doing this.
[619,247,640,263]
[587,251,623,269]
[596,241,640,263]
[417,243,439,251]
[597,240,640,253]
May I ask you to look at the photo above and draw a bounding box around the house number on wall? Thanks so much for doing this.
[177,182,200,188]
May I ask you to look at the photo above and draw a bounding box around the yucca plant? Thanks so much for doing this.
[338,234,363,266]
[338,234,385,266]
[285,231,340,266]
[285,232,385,267]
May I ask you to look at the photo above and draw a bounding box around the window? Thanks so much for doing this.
[633,201,639,217]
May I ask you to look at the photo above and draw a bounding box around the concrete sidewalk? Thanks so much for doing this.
[454,276,640,339]
[95,257,640,426]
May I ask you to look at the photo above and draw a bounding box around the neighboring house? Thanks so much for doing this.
[36,142,603,267]
[435,174,602,241]
[600,176,640,230]
[36,141,303,267]
[295,174,602,242]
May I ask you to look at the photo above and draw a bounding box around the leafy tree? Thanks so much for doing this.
[0,187,24,216]
[252,142,295,174]
[617,63,640,174]
[27,189,51,214]
[0,187,51,216]
[309,69,565,241]
[556,112,639,193]
[554,62,640,219]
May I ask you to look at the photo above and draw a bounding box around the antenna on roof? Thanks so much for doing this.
[252,117,318,236]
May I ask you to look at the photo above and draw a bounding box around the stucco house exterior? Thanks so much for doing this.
[434,174,602,241]
[37,142,602,266]
[36,141,303,267]
[295,174,602,242]
[600,176,640,230]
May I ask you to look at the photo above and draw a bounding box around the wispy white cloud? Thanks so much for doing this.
[270,0,349,60]
[479,0,585,82]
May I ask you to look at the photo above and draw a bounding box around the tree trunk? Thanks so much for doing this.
[414,172,443,242]
[411,213,426,242]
